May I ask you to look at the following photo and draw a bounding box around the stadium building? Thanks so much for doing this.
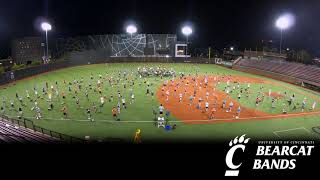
[11,37,45,64]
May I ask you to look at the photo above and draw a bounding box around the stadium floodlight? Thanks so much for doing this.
[182,26,193,59]
[41,22,52,63]
[126,25,137,35]
[276,17,290,30]
[275,14,295,54]
[230,47,234,51]
[41,22,52,31]
[182,26,193,36]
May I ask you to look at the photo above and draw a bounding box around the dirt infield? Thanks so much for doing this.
[264,92,284,99]
[156,75,320,124]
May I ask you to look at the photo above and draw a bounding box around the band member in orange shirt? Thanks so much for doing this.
[61,105,68,119]
[209,107,216,120]
[112,107,118,121]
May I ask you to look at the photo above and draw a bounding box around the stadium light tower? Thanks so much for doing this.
[41,22,52,63]
[182,26,193,58]
[126,25,137,38]
[275,14,294,54]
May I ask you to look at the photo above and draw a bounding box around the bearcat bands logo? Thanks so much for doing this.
[225,134,315,176]
[225,134,250,176]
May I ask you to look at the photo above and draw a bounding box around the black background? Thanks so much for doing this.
[1,140,319,177]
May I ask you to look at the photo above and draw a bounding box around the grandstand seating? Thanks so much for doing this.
[237,59,320,86]
[0,117,61,144]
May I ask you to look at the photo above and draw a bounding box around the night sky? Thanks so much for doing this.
[0,0,320,58]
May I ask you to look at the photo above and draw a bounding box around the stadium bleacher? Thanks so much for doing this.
[237,59,320,86]
[0,117,61,144]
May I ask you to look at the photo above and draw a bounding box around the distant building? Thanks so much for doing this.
[243,50,287,61]
[223,49,242,61]
[259,39,277,51]
[11,37,44,64]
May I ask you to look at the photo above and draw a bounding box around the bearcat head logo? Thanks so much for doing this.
[225,134,250,176]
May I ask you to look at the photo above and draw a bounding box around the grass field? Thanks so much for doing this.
[0,63,319,143]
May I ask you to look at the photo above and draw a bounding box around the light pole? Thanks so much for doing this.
[126,24,137,56]
[275,14,294,54]
[41,22,52,63]
[182,26,193,60]
[41,43,46,60]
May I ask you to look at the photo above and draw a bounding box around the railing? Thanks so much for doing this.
[0,115,86,143]
[233,57,242,65]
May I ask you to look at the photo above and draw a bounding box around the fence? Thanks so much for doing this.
[107,57,216,64]
[0,115,85,143]
[0,61,72,86]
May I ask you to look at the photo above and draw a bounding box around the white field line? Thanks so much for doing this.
[273,127,311,138]
[3,111,320,123]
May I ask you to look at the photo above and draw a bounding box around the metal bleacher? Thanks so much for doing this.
[0,117,61,144]
[237,59,320,87]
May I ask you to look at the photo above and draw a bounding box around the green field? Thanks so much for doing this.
[0,63,319,142]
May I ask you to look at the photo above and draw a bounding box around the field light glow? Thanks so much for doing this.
[182,26,193,36]
[276,14,295,30]
[41,22,52,31]
[126,25,137,34]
